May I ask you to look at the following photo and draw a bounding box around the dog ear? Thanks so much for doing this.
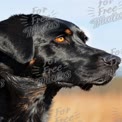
[0,15,34,64]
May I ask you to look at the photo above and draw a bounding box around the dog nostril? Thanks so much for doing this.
[109,58,117,66]
[111,58,116,65]
[102,56,121,66]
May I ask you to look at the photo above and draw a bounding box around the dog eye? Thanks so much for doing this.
[54,37,65,43]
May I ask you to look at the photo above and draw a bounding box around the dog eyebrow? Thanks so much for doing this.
[65,29,73,35]
[29,58,36,65]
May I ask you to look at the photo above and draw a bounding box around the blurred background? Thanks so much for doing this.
[0,0,122,121]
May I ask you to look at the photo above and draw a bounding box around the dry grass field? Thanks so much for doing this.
[49,77,122,122]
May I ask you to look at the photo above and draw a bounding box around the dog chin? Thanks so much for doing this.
[79,84,93,91]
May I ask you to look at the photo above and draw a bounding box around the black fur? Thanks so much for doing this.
[0,14,121,122]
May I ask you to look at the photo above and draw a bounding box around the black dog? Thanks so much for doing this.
[0,14,121,122]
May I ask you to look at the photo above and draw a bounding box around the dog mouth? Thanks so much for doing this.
[91,76,113,85]
[77,74,113,91]
[91,68,117,85]
[56,75,114,91]
[55,68,117,90]
[56,81,93,91]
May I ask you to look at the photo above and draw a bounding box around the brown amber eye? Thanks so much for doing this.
[55,37,65,43]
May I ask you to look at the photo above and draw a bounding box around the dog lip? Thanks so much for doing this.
[54,81,93,91]
[92,76,113,85]
[83,68,116,86]
[56,82,74,87]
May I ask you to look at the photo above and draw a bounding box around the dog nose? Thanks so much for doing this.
[102,55,121,66]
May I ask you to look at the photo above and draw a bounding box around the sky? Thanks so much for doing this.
[0,0,122,65]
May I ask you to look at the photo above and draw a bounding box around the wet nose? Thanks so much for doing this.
[102,55,121,66]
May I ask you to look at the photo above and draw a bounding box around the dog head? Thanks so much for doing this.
[0,14,121,91]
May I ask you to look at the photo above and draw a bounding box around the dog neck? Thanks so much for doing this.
[7,83,61,122]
